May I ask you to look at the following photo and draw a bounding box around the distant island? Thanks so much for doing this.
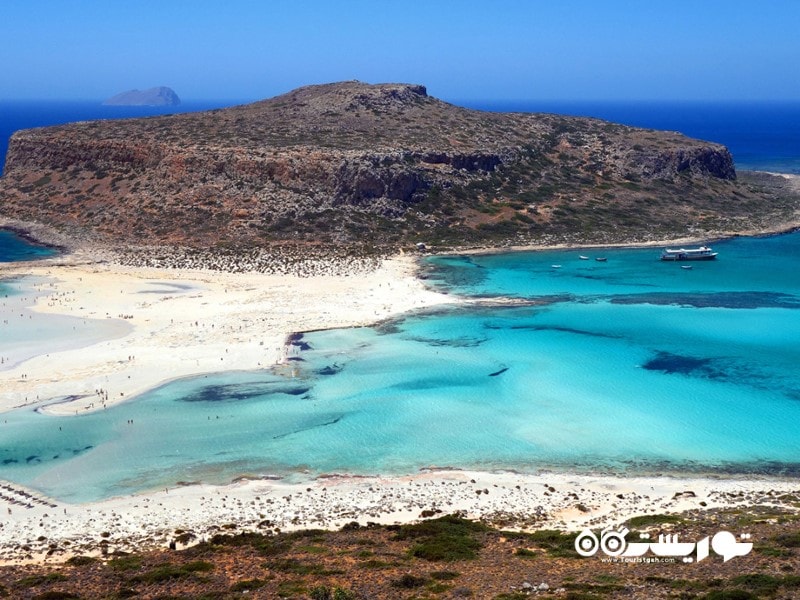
[102,86,181,106]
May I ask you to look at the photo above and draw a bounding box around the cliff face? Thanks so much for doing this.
[0,81,777,250]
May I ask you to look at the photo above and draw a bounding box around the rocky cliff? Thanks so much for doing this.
[1,81,795,251]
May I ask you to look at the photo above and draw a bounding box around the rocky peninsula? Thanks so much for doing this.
[3,81,798,261]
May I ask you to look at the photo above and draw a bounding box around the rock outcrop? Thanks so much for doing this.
[2,81,793,252]
[102,86,181,106]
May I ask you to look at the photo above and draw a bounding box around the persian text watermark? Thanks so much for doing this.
[575,527,752,563]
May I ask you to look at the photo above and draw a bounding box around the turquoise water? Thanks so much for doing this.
[0,229,56,262]
[424,234,800,300]
[1,233,799,502]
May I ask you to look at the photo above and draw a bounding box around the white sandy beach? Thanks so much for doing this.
[1,469,799,565]
[0,252,454,416]
[1,250,799,564]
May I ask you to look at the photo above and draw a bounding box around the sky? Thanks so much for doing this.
[1,0,799,102]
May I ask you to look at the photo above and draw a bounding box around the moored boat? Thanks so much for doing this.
[660,246,718,261]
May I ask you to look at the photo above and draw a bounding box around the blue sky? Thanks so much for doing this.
[2,0,798,102]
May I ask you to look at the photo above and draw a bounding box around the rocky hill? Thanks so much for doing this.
[1,81,798,253]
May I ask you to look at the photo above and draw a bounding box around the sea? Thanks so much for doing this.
[0,229,56,262]
[0,100,243,175]
[1,99,799,502]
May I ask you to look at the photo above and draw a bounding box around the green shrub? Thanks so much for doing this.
[430,570,460,580]
[230,578,268,592]
[396,515,487,561]
[277,580,306,598]
[626,513,683,527]
[522,530,578,557]
[16,573,68,588]
[66,556,97,567]
[107,555,142,571]
[392,573,427,588]
[310,586,356,600]
[209,531,291,556]
[129,560,213,583]
[775,531,800,547]
[730,573,781,595]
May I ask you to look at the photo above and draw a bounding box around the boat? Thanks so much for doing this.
[595,257,607,262]
[681,265,693,270]
[551,264,562,269]
[660,246,718,261]
[579,255,589,260]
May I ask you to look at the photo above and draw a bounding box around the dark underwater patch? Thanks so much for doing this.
[179,382,311,402]
[509,324,621,339]
[390,376,473,391]
[287,333,312,350]
[405,335,487,348]
[272,416,343,440]
[643,352,713,375]
[610,291,800,309]
[489,367,509,377]
[316,364,343,376]
[644,353,799,402]
[374,320,402,335]
[421,257,489,291]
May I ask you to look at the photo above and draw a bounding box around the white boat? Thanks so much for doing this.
[551,264,562,269]
[681,265,693,270]
[660,246,717,261]
[579,255,589,260]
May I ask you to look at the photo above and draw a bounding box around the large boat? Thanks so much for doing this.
[660,246,718,261]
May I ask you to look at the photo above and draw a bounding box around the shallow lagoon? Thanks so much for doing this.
[1,233,799,502]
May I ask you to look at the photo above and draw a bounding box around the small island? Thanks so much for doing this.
[102,86,181,106]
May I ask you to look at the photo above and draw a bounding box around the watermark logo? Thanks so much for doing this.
[575,527,752,563]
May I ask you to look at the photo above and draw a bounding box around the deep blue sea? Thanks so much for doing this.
[1,99,799,502]
[462,100,800,174]
[0,99,243,175]
[0,229,56,261]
